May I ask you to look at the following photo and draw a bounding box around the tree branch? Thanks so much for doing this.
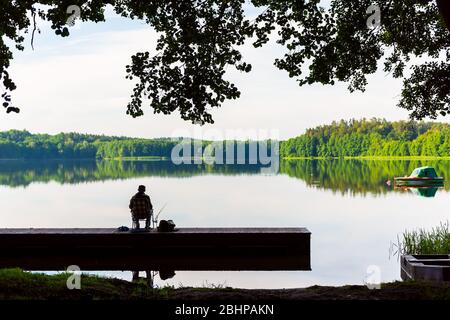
[437,0,450,31]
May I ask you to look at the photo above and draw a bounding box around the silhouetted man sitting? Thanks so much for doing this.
[129,185,153,230]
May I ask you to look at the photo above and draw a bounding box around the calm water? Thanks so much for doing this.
[0,159,449,288]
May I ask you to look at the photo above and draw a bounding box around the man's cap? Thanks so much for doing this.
[138,185,146,191]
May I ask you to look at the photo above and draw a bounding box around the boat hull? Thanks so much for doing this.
[394,177,444,187]
[401,254,450,282]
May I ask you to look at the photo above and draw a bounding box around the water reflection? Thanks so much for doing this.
[132,270,175,288]
[396,187,441,198]
[1,159,450,288]
[281,159,449,195]
[0,159,448,196]
[3,251,308,289]
[0,159,266,187]
[132,270,155,287]
[0,251,310,271]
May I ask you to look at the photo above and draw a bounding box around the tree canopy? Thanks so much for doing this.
[280,118,450,158]
[1,119,449,159]
[0,129,272,160]
[1,1,449,123]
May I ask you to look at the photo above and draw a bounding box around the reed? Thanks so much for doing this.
[399,221,450,255]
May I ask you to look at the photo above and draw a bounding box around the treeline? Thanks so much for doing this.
[280,119,450,158]
[0,130,275,160]
[0,130,185,159]
[2,119,450,159]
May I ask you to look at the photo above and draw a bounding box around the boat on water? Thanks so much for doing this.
[401,254,450,282]
[394,166,444,187]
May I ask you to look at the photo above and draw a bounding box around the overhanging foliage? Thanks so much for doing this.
[1,0,449,122]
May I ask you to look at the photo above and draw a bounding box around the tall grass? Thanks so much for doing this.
[398,221,450,255]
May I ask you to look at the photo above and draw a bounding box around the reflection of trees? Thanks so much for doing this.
[0,159,449,196]
[0,160,265,187]
[280,159,450,196]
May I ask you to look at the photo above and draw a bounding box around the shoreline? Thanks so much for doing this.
[283,156,450,161]
[1,156,450,161]
[1,269,450,300]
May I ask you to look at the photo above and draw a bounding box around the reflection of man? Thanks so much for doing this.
[129,185,153,230]
[132,270,175,288]
[132,270,153,287]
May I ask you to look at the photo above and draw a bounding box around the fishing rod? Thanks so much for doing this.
[152,202,168,229]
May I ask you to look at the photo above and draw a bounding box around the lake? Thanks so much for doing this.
[0,159,449,288]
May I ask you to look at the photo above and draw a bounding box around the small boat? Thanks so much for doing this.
[401,254,450,282]
[394,166,444,187]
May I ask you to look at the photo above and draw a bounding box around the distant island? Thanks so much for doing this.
[0,119,449,159]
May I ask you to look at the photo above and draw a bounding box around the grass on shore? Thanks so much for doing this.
[0,268,167,300]
[2,268,450,300]
[103,156,167,161]
[398,221,450,255]
[283,156,450,161]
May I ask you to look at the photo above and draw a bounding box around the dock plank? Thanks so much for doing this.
[0,227,311,271]
[0,227,309,234]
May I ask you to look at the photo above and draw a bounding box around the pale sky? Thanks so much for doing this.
[1,5,447,140]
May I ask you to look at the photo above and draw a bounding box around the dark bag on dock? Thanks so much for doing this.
[116,226,129,232]
[157,220,176,232]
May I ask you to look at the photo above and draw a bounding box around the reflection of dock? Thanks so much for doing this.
[0,228,311,271]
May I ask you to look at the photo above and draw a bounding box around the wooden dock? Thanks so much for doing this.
[0,227,311,271]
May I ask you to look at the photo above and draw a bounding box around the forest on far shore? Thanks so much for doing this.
[281,119,450,158]
[0,119,449,159]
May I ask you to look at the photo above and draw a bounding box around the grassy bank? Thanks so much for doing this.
[397,222,450,255]
[1,269,450,300]
[104,156,167,161]
[283,156,450,161]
